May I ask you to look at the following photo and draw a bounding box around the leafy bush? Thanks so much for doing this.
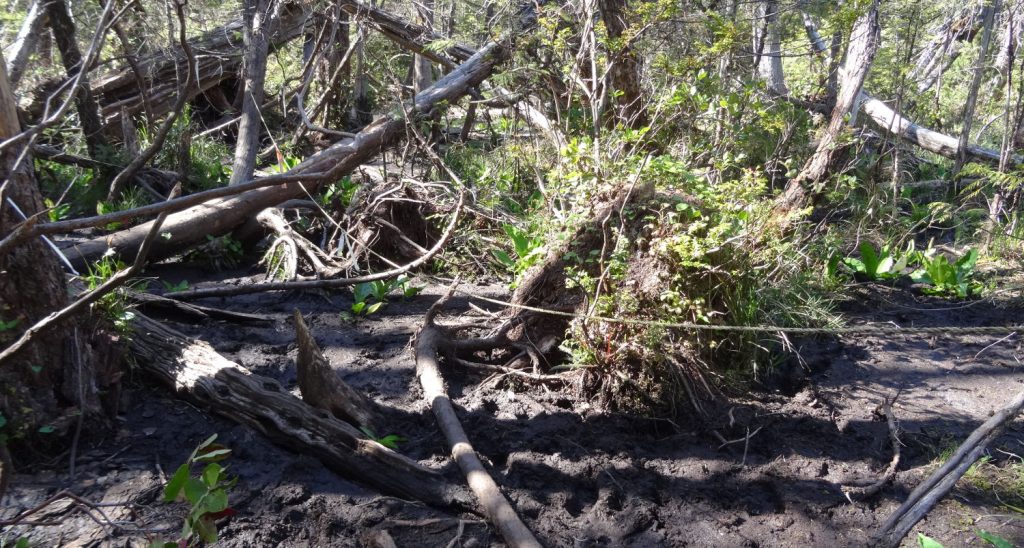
[911,248,982,298]
[158,434,236,547]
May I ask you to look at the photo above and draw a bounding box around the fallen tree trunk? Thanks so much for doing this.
[82,4,307,128]
[859,93,1020,165]
[129,313,463,507]
[337,0,475,66]
[65,41,509,270]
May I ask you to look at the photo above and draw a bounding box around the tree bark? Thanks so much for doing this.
[598,0,648,128]
[128,314,463,507]
[778,0,881,212]
[910,4,986,94]
[754,0,788,95]
[6,0,49,90]
[65,41,511,269]
[956,0,1001,172]
[45,0,112,172]
[229,0,280,186]
[0,50,72,438]
[293,310,385,431]
[413,0,436,94]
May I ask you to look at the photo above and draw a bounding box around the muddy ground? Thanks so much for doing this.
[2,264,1024,547]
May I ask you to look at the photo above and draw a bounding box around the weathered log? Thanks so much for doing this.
[337,0,475,66]
[66,41,509,270]
[416,295,542,548]
[129,313,463,507]
[85,4,308,128]
[293,309,384,431]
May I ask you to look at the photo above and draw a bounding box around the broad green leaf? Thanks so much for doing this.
[196,516,218,544]
[917,533,944,548]
[366,302,384,315]
[204,489,229,514]
[351,301,366,314]
[202,463,222,488]
[977,529,1014,548]
[184,477,207,505]
[195,447,232,463]
[164,463,190,502]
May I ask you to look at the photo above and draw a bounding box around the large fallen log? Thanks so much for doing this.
[129,313,464,507]
[81,5,307,128]
[337,0,474,66]
[65,41,510,270]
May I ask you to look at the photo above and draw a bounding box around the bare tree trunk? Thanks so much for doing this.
[754,0,788,94]
[6,0,49,90]
[45,0,112,174]
[0,50,72,442]
[598,0,648,128]
[777,0,881,213]
[229,0,280,186]
[321,8,352,128]
[413,0,436,94]
[351,17,372,126]
[956,0,1001,172]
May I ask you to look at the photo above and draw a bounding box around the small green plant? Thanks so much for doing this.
[82,254,138,334]
[0,537,30,548]
[351,282,386,316]
[0,318,19,331]
[161,279,190,293]
[842,241,912,281]
[159,434,235,547]
[43,198,71,222]
[911,248,981,298]
[359,427,407,450]
[349,276,422,316]
[491,224,545,279]
[186,235,245,271]
[320,177,360,207]
[917,533,943,548]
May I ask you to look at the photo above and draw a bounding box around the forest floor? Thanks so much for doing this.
[3,263,1024,547]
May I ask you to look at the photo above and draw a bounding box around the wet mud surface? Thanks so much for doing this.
[3,267,1024,547]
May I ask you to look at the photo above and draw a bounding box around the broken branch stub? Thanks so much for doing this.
[293,309,384,431]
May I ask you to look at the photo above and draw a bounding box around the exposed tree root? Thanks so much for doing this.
[415,291,542,548]
[842,392,901,502]
[257,208,344,280]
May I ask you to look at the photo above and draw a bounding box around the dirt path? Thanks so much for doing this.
[2,269,1022,547]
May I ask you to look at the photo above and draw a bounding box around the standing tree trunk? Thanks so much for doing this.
[754,0,788,95]
[956,0,1001,172]
[598,0,648,128]
[229,0,279,186]
[777,0,881,213]
[350,19,372,126]
[413,0,435,94]
[321,8,352,128]
[45,0,112,176]
[0,51,72,446]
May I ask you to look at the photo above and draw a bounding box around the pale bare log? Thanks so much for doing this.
[65,41,509,269]
[129,313,464,507]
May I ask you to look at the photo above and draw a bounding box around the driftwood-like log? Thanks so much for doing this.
[874,388,1024,547]
[416,294,542,548]
[82,5,307,128]
[293,309,384,431]
[129,313,462,507]
[66,42,509,269]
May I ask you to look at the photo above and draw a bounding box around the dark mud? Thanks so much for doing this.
[3,266,1024,547]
